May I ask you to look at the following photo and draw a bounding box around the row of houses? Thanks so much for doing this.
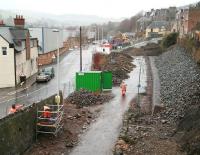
[173,5,200,37]
[0,15,80,88]
[136,4,200,39]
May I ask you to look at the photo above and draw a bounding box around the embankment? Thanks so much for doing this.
[155,45,200,154]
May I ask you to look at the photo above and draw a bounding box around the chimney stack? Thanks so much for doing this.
[0,20,5,26]
[14,15,25,28]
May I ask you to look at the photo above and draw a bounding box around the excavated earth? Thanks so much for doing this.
[125,43,162,56]
[66,89,114,107]
[92,52,135,86]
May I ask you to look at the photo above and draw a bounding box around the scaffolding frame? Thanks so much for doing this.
[36,104,64,140]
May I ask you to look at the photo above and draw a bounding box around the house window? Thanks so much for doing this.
[2,47,7,55]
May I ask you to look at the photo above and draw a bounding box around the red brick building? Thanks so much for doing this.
[180,7,200,36]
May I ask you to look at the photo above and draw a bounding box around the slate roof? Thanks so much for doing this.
[137,17,151,22]
[0,27,14,44]
[147,21,169,29]
[0,26,30,52]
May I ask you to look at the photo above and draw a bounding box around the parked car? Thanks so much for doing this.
[41,67,55,78]
[36,67,55,82]
[36,72,51,82]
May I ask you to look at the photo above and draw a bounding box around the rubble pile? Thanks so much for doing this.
[65,89,114,107]
[155,46,200,154]
[96,52,135,86]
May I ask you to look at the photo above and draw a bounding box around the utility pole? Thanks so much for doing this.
[80,26,82,72]
[98,26,99,43]
[95,27,96,43]
[102,27,103,43]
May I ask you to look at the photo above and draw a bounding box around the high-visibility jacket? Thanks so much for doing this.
[43,111,51,118]
[9,108,17,114]
[8,104,23,114]
[120,84,127,91]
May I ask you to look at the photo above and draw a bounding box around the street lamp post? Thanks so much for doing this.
[53,29,60,95]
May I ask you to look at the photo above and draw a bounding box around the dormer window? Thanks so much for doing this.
[2,47,7,55]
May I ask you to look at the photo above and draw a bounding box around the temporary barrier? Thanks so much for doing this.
[76,71,102,92]
[76,71,112,92]
[102,71,112,90]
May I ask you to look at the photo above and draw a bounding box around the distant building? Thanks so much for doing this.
[136,17,152,33]
[152,7,177,22]
[96,43,112,54]
[29,27,69,54]
[123,32,135,39]
[144,7,176,22]
[177,6,200,37]
[146,21,170,38]
[0,15,38,88]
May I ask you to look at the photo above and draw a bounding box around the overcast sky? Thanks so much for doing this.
[1,0,199,18]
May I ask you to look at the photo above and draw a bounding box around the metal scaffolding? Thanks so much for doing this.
[36,104,64,139]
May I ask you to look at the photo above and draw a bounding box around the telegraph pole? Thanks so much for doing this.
[98,26,99,43]
[102,27,103,43]
[80,26,82,72]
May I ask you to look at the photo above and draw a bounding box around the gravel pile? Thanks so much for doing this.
[155,46,200,122]
[101,52,135,86]
[65,89,114,107]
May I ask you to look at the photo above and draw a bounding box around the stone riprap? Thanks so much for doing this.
[155,46,200,122]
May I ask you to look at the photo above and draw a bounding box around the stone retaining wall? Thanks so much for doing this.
[0,93,63,155]
[149,56,161,114]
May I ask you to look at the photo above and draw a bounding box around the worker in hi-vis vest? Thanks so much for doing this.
[8,104,23,114]
[120,81,127,96]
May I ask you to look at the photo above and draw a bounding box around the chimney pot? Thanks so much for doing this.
[14,15,25,28]
[0,20,5,26]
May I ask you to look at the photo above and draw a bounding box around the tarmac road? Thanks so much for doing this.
[0,46,93,119]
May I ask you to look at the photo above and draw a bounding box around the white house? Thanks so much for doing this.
[0,15,38,88]
[96,43,112,54]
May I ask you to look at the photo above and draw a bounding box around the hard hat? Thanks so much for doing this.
[44,106,50,110]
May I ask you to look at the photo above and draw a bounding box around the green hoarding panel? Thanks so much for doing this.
[76,71,102,92]
[102,71,112,90]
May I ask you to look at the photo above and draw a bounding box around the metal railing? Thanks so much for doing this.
[0,81,75,119]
